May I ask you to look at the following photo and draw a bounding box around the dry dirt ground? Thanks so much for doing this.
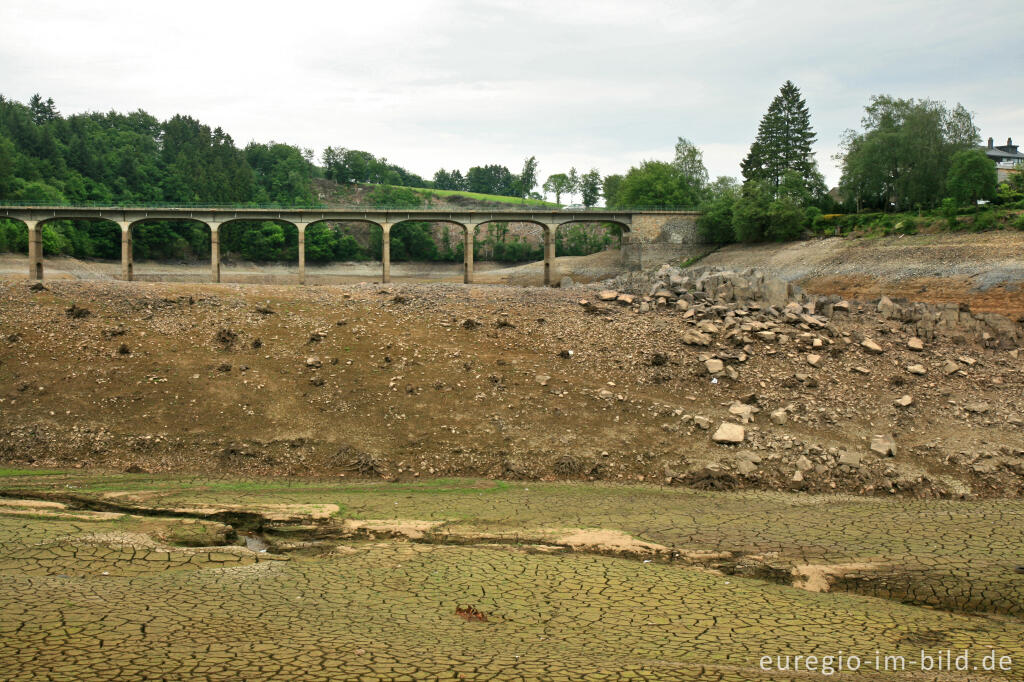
[699,230,1024,316]
[1,279,1021,498]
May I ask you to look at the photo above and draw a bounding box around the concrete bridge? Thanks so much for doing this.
[0,205,700,285]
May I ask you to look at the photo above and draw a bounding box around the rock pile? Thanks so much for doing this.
[603,265,1023,349]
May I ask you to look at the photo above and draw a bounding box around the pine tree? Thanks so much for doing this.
[740,81,822,199]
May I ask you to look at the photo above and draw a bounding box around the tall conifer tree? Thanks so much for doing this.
[740,81,823,198]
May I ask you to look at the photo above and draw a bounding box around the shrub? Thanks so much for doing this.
[971,211,997,232]
[765,198,804,241]
[697,191,737,243]
[941,198,959,230]
[1012,214,1024,230]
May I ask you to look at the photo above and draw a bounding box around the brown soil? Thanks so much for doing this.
[1,279,1021,499]
[803,274,1024,316]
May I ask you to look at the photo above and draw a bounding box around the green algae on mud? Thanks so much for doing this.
[1,473,1023,680]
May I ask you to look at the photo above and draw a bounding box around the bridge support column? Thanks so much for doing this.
[543,224,558,286]
[464,224,475,284]
[381,223,392,283]
[26,220,42,280]
[297,223,308,285]
[209,223,221,283]
[119,222,133,281]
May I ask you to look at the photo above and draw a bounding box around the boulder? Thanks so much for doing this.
[870,434,897,457]
[907,337,924,351]
[597,290,618,301]
[682,330,712,346]
[712,422,745,444]
[705,358,725,374]
[763,278,790,308]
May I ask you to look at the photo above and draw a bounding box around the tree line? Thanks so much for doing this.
[2,85,1019,263]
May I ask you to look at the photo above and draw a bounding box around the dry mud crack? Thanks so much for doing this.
[2,473,1024,679]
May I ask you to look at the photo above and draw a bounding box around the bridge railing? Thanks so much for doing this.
[0,200,700,213]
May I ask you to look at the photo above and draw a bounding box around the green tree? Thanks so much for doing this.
[696,177,740,243]
[731,181,773,242]
[579,169,602,207]
[516,156,538,199]
[741,81,824,200]
[946,149,997,206]
[543,173,572,204]
[466,164,517,196]
[566,167,580,201]
[602,174,624,208]
[765,196,805,241]
[837,95,979,211]
[245,142,315,204]
[615,160,702,208]
[673,137,709,195]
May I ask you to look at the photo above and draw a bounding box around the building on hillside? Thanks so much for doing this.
[981,137,1024,183]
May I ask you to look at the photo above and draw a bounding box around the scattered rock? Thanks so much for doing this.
[306,357,322,368]
[861,339,884,354]
[597,290,618,301]
[906,364,927,375]
[894,395,914,407]
[712,422,745,444]
[806,353,822,367]
[838,452,862,466]
[681,330,712,346]
[770,408,787,426]
[704,358,724,374]
[736,460,758,476]
[870,434,897,457]
[907,337,924,351]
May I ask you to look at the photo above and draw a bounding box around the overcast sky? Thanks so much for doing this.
[2,0,1021,194]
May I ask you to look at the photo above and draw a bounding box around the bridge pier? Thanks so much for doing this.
[543,224,557,286]
[209,223,221,283]
[297,223,308,285]
[464,224,475,284]
[26,220,42,280]
[381,223,392,283]
[119,222,133,281]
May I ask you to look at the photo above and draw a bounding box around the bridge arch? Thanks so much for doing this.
[300,219,386,284]
[125,217,212,282]
[4,215,126,281]
[388,218,474,284]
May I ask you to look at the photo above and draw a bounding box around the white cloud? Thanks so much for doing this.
[1,0,1021,189]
